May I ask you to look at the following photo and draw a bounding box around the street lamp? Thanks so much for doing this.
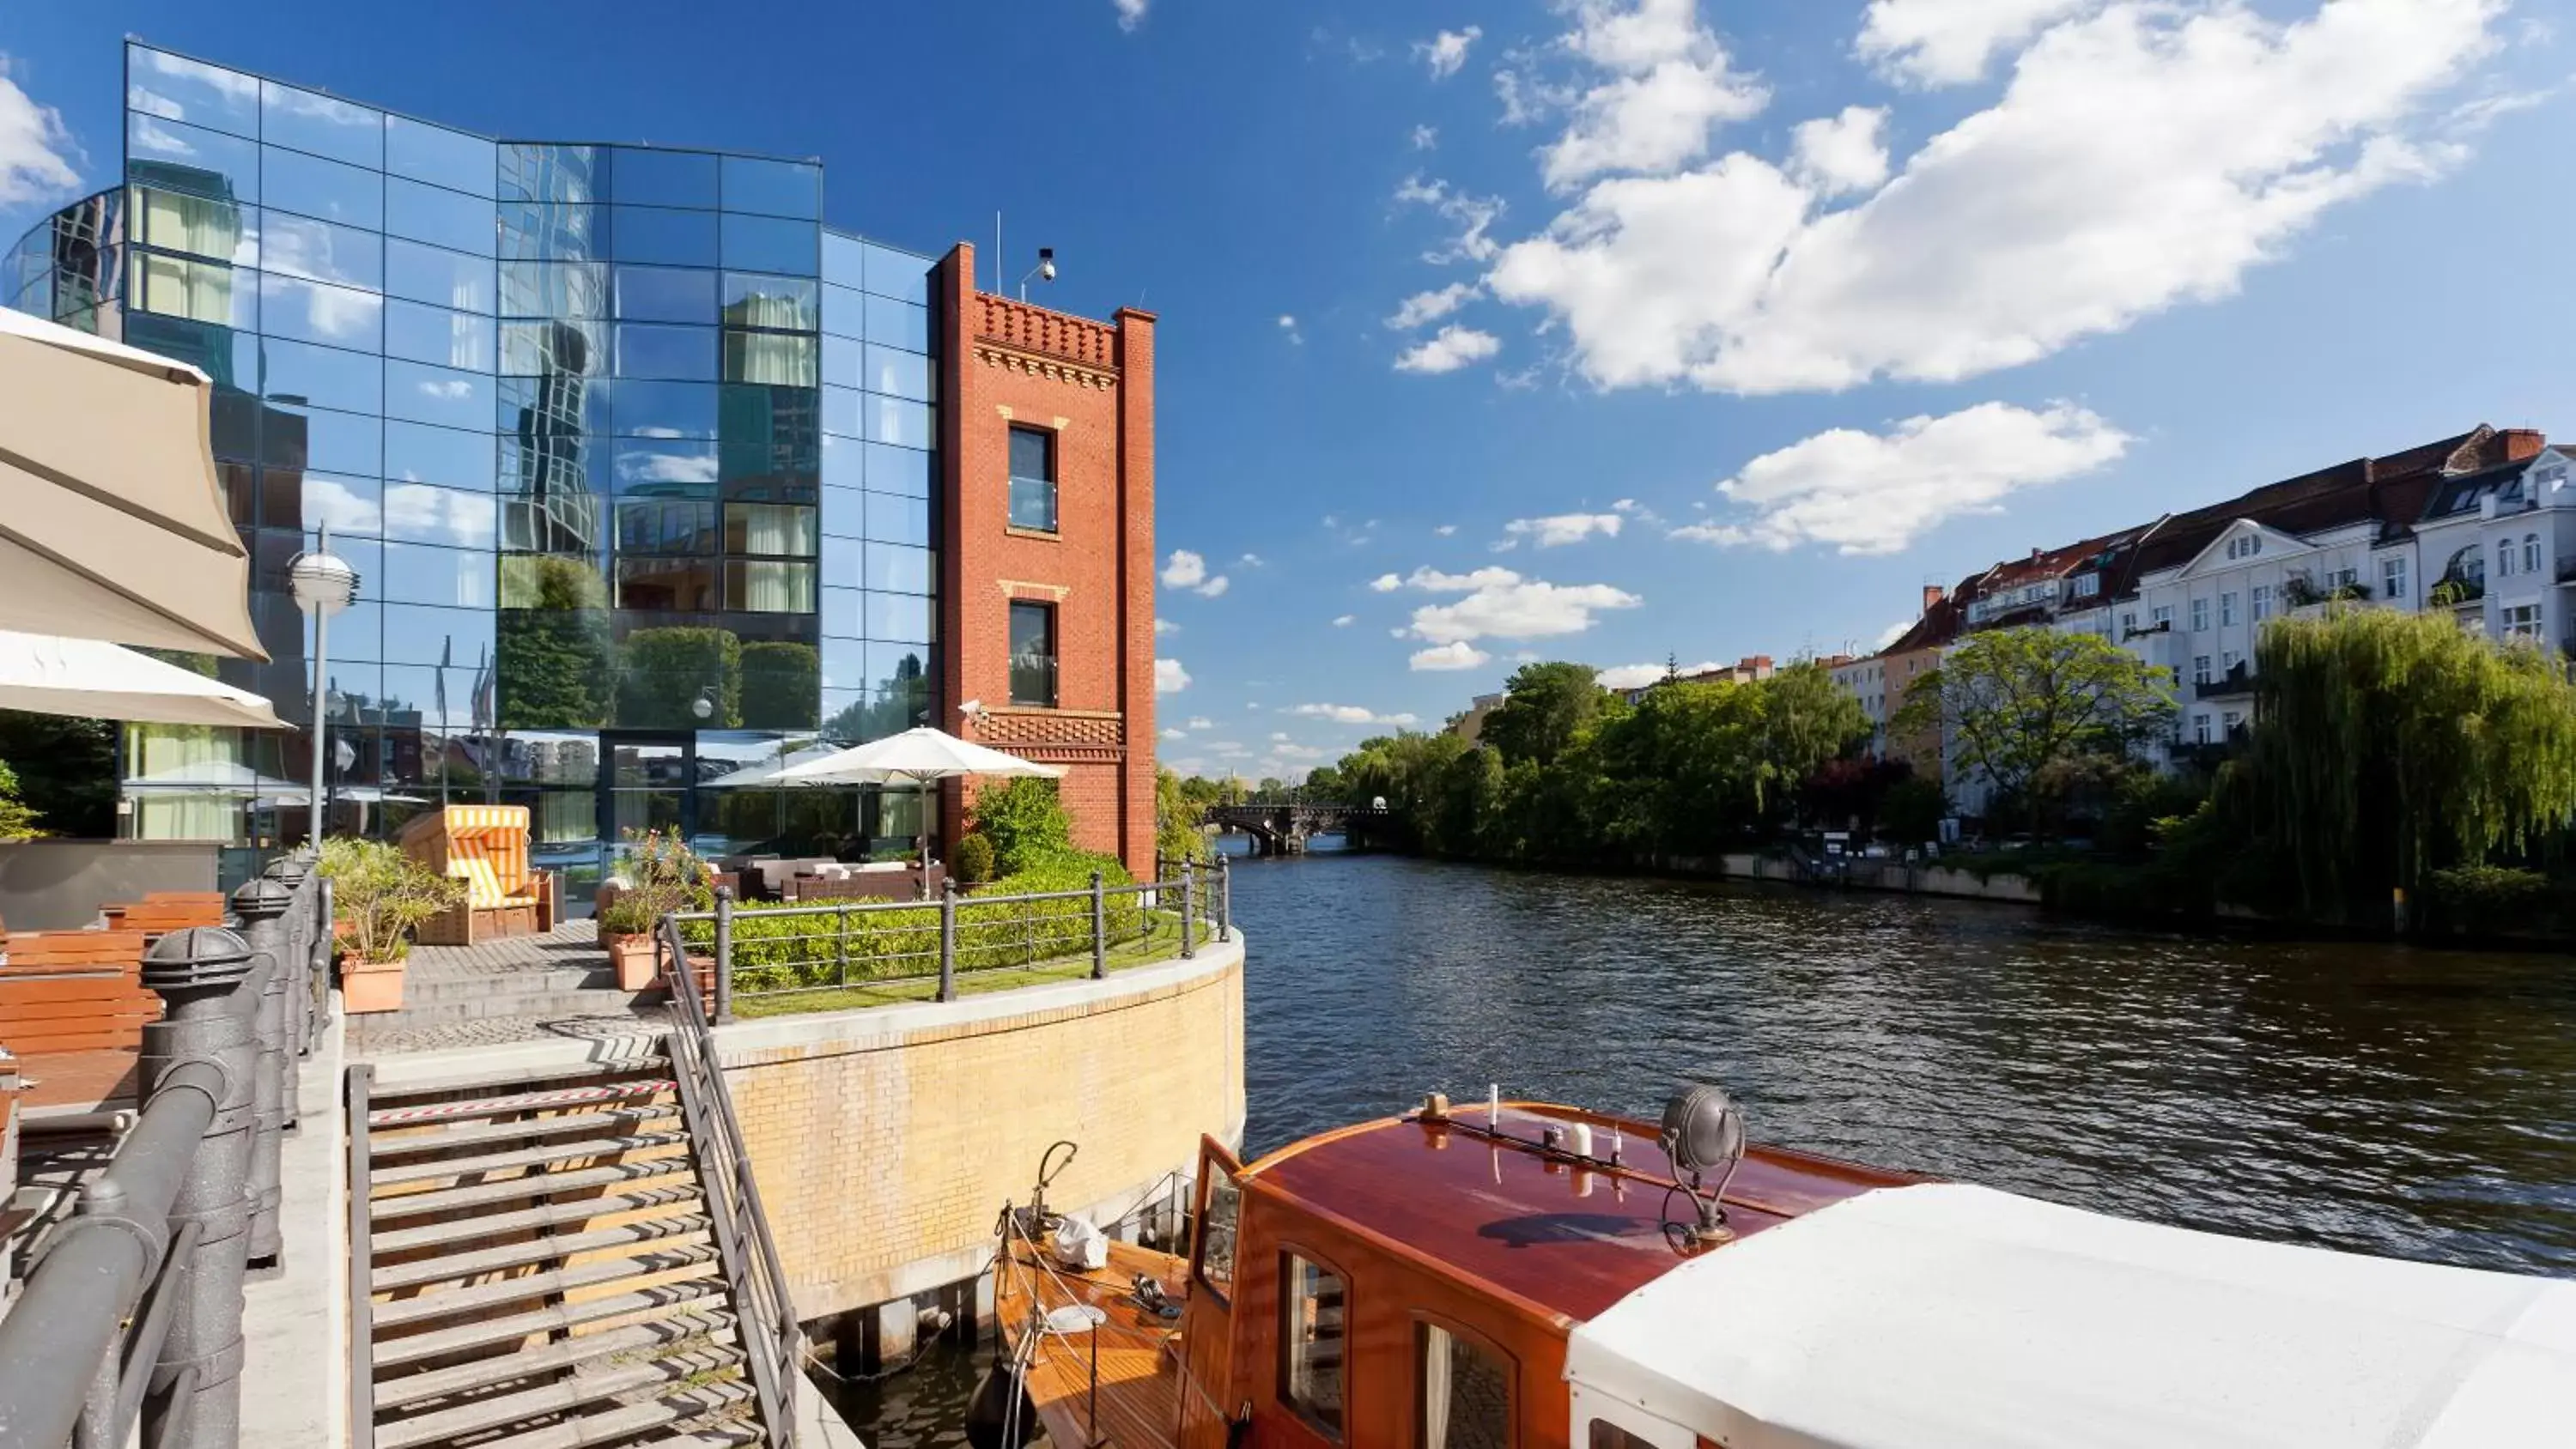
[289,524,359,846]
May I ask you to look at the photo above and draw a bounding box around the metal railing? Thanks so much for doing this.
[0,851,331,1449]
[654,918,802,1449]
[671,857,1230,1021]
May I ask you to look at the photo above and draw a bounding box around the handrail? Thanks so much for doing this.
[345,1065,377,1449]
[656,915,802,1449]
[0,849,331,1449]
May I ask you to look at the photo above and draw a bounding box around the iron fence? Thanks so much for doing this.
[0,851,332,1449]
[670,858,1231,1021]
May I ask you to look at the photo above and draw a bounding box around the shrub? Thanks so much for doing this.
[951,833,996,884]
[317,837,465,963]
[2426,864,2556,931]
[602,828,714,937]
[970,779,1073,874]
[0,760,41,840]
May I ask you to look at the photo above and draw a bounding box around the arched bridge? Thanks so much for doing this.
[1206,803,1389,855]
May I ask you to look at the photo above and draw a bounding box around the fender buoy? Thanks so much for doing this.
[964,1362,1038,1449]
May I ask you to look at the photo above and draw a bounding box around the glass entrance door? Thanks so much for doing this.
[601,732,696,858]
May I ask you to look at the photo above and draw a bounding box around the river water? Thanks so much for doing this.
[829,846,2576,1442]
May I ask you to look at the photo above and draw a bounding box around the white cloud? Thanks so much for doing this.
[1489,0,2509,395]
[1237,552,1266,567]
[1154,618,1180,636]
[1789,106,1889,196]
[1540,0,1766,191]
[1162,728,1188,742]
[1155,658,1192,694]
[1857,0,2094,86]
[1394,174,1506,264]
[1385,565,1643,643]
[1277,314,1303,345]
[1674,401,2130,555]
[1412,124,1441,150]
[1332,614,1357,627]
[1369,573,1404,592]
[1114,0,1148,33]
[1387,282,1479,330]
[1270,731,1292,743]
[1186,716,1213,730]
[1434,524,1458,537]
[0,62,80,205]
[1209,741,1249,756]
[1502,512,1625,548]
[1289,703,1422,725]
[1394,325,1502,374]
[1412,642,1493,671]
[1595,661,1693,691]
[1876,618,1914,648]
[1417,27,1484,79]
[1159,549,1230,597]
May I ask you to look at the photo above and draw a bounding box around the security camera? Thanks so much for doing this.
[958,698,984,717]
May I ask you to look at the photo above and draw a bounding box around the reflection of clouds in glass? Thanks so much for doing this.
[267,86,374,128]
[633,427,683,440]
[385,484,495,548]
[416,379,473,401]
[129,117,197,159]
[258,215,370,288]
[130,50,259,125]
[304,477,382,534]
[618,452,719,485]
[279,276,380,341]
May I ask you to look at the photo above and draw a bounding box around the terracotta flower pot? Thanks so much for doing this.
[343,955,407,1014]
[605,933,659,992]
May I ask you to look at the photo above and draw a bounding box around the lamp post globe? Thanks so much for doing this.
[290,525,361,845]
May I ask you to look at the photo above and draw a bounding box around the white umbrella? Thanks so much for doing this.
[0,628,285,728]
[698,743,848,790]
[0,307,265,658]
[762,726,1066,787]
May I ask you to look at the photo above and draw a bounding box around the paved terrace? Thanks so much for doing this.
[345,920,668,1057]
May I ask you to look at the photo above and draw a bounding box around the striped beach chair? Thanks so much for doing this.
[398,805,557,945]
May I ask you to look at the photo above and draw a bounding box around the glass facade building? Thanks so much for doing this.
[7,44,943,896]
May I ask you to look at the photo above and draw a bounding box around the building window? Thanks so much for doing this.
[2504,603,2543,640]
[2222,709,2244,736]
[2072,573,2099,598]
[2251,585,2272,621]
[1008,599,1057,707]
[1417,1322,1511,1449]
[2381,556,2407,601]
[2498,540,2514,579]
[1194,1172,1241,1300]
[1281,1253,1348,1440]
[2151,604,2173,629]
[723,560,815,612]
[2333,567,2358,590]
[2120,611,2136,634]
[2189,597,2209,632]
[2220,591,2239,627]
[2524,533,2543,575]
[2221,649,2239,674]
[2192,654,2212,686]
[1008,425,1057,533]
[2193,712,2214,744]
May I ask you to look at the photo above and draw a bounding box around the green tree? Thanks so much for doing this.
[1480,662,1610,767]
[496,555,613,728]
[1893,627,2175,824]
[1879,776,1948,845]
[738,641,819,730]
[617,627,742,729]
[970,777,1073,874]
[0,759,46,840]
[1156,767,1211,864]
[0,712,116,837]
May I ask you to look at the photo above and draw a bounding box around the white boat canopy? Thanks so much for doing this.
[1565,1182,2576,1449]
[0,307,266,659]
[0,629,286,729]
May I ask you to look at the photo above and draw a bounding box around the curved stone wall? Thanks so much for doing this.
[715,938,1246,1318]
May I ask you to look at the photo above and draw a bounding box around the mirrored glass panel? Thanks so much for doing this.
[501,318,606,376]
[258,273,383,349]
[722,330,815,387]
[864,294,929,352]
[864,344,932,402]
[134,252,256,329]
[866,543,931,595]
[501,260,610,318]
[613,558,719,610]
[865,396,931,449]
[385,359,492,430]
[819,536,861,591]
[818,586,861,639]
[293,473,383,535]
[821,282,863,338]
[501,202,598,262]
[820,332,861,392]
[720,213,814,275]
[720,272,817,330]
[819,385,861,439]
[819,637,866,692]
[128,48,262,138]
[865,591,932,644]
[616,323,717,381]
[386,177,495,255]
[385,239,493,312]
[380,602,495,669]
[726,561,816,613]
[380,542,494,608]
[128,114,260,203]
[861,243,931,304]
[605,379,720,439]
[382,482,497,548]
[720,155,820,219]
[600,147,717,209]
[863,442,931,498]
[386,116,495,198]
[613,264,714,323]
[605,206,717,267]
[864,492,929,547]
[385,420,495,490]
[262,336,380,414]
[611,439,720,494]
[262,146,381,229]
[616,498,718,553]
[819,433,861,490]
[261,80,382,168]
[499,145,598,205]
[257,210,381,289]
[384,300,492,371]
[821,231,864,285]
[131,187,256,264]
[265,405,380,476]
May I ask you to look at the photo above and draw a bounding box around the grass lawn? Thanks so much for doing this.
[730,913,1201,1019]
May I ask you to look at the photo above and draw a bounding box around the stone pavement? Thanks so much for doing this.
[345,919,671,1057]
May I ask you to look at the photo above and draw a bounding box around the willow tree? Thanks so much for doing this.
[2238,608,2576,912]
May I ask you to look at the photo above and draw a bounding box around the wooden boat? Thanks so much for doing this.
[986,1088,2576,1449]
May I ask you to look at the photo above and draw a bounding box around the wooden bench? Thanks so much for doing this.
[100,892,228,941]
[0,931,160,1054]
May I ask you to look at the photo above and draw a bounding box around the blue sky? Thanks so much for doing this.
[2,1,2569,780]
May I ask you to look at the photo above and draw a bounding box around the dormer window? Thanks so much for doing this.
[2225,533,2263,561]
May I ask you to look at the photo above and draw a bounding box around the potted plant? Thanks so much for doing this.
[317,838,465,1014]
[600,829,713,992]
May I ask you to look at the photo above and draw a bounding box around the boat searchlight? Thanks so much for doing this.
[1660,1085,1748,1245]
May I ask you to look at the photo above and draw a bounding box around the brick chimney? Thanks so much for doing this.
[1921,584,1946,615]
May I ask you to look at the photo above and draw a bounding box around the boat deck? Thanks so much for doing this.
[995,1233,1190,1449]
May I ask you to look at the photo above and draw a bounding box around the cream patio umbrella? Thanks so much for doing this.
[760,726,1066,788]
[0,307,265,659]
[0,629,286,728]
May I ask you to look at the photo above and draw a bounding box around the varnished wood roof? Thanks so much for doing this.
[1244,1102,1917,1325]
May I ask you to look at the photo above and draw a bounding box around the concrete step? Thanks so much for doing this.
[371,1130,693,1188]
[373,1185,706,1256]
[369,1063,673,1112]
[373,1214,713,1293]
[368,987,661,1026]
[372,1159,697,1222]
[373,1310,739,1412]
[466,1381,756,1449]
[373,1277,732,1368]
[374,1106,683,1160]
[374,1246,722,1329]
[368,1077,677,1130]
[621,1430,762,1449]
[376,1343,744,1449]
[399,962,617,1002]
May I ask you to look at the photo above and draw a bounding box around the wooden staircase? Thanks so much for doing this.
[351,1058,786,1449]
